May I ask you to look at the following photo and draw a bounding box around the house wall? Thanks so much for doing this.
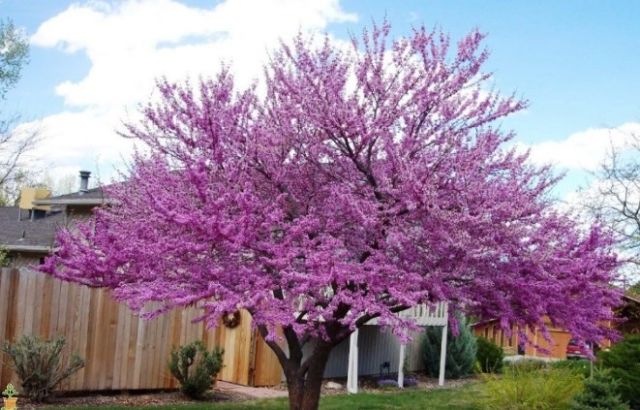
[473,322,521,356]
[472,321,571,359]
[618,296,640,335]
[317,326,425,379]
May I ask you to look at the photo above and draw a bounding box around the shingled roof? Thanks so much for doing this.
[0,183,107,252]
[33,187,108,206]
[0,206,64,252]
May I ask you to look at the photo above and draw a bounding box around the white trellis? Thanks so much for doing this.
[346,302,449,394]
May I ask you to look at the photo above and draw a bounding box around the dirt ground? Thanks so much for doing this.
[19,374,475,408]
[21,381,285,409]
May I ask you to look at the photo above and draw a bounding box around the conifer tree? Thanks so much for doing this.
[422,315,477,379]
[571,370,629,410]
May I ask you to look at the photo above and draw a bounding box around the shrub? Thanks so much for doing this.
[598,334,640,409]
[479,365,583,410]
[422,315,477,379]
[571,369,629,410]
[168,341,224,399]
[476,337,504,373]
[1,336,84,402]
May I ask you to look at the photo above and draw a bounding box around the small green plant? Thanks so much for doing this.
[422,314,477,379]
[168,341,224,399]
[476,337,504,373]
[1,336,84,402]
[571,369,629,410]
[598,334,640,409]
[479,363,584,410]
[0,246,9,268]
[2,383,17,398]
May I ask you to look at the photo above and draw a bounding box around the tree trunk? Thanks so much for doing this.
[284,342,332,410]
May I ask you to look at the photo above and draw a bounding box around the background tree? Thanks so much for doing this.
[581,132,640,287]
[40,172,78,196]
[0,19,36,205]
[42,23,622,410]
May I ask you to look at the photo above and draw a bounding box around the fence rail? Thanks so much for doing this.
[0,268,281,391]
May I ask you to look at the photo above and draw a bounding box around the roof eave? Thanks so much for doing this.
[3,244,52,253]
[32,198,110,206]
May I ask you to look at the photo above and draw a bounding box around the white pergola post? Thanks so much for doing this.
[397,343,406,388]
[438,305,449,386]
[347,329,359,393]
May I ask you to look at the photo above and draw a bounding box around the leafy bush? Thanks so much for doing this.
[598,334,640,409]
[168,341,224,399]
[1,336,84,402]
[0,246,9,267]
[476,337,504,373]
[571,369,629,410]
[479,364,583,410]
[422,315,477,379]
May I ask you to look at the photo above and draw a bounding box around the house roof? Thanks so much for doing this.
[624,293,640,305]
[33,187,109,206]
[0,186,109,253]
[0,206,64,252]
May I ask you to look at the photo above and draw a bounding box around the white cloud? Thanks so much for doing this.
[25,0,357,180]
[520,122,640,171]
[32,0,356,108]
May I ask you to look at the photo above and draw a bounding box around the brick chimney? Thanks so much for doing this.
[79,170,91,194]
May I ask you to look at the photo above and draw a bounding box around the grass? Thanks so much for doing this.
[55,383,481,410]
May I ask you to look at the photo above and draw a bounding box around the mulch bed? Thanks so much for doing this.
[15,389,241,409]
[16,374,477,408]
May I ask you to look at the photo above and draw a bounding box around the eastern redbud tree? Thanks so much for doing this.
[42,24,621,410]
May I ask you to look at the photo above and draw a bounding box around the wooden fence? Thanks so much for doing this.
[0,268,282,391]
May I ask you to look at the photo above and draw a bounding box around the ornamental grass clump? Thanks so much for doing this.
[479,362,583,410]
[1,336,84,402]
[168,341,224,399]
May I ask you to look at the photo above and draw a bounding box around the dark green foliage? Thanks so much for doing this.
[422,316,477,379]
[571,369,629,410]
[168,341,224,399]
[598,334,640,409]
[0,246,9,267]
[475,337,504,373]
[1,335,84,402]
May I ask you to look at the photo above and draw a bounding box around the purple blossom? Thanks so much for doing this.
[40,22,622,410]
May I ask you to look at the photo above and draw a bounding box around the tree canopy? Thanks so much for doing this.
[0,19,28,99]
[42,23,622,410]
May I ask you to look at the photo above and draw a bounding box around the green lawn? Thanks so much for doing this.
[57,384,481,410]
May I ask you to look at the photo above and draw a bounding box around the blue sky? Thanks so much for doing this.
[2,0,640,197]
